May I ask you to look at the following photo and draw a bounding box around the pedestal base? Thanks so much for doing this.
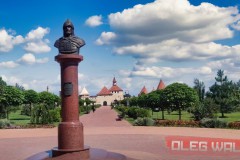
[52,146,90,158]
[58,122,84,150]
[27,148,126,160]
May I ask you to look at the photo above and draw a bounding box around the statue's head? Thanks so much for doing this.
[63,19,74,37]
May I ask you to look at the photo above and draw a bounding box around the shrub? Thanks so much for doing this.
[0,119,11,129]
[134,117,155,126]
[155,120,200,127]
[200,118,227,128]
[127,107,149,119]
[31,105,61,124]
[49,107,61,123]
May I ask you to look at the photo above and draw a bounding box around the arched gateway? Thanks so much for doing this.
[103,101,107,106]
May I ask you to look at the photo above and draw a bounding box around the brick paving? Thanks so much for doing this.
[0,106,240,160]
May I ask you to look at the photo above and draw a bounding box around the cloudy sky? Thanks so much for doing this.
[0,0,240,96]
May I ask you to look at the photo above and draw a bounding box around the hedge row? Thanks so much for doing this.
[155,118,240,129]
[155,120,200,127]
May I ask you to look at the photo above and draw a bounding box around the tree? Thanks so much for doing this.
[148,90,165,119]
[15,83,25,91]
[162,83,199,120]
[0,77,7,118]
[193,79,205,102]
[23,90,39,116]
[191,98,218,121]
[1,86,24,119]
[207,70,236,117]
[38,91,60,109]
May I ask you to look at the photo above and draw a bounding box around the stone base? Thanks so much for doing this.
[26,148,126,160]
[52,146,89,158]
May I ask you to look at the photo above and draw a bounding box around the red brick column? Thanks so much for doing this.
[52,54,89,158]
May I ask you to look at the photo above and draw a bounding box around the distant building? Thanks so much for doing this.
[138,86,148,96]
[79,86,89,100]
[79,77,124,106]
[138,79,166,96]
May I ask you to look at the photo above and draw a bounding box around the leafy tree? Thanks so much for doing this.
[193,79,205,102]
[0,77,7,118]
[129,96,138,107]
[162,83,199,120]
[38,91,60,109]
[1,86,24,119]
[207,70,237,117]
[15,83,25,91]
[191,98,218,121]
[23,90,39,116]
[148,90,165,119]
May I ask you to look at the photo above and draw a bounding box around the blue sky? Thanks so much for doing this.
[0,0,240,96]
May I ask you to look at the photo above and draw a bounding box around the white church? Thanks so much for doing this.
[79,77,124,106]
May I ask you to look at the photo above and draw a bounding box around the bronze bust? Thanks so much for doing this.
[54,19,85,54]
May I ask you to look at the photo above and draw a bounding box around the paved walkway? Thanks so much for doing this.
[0,106,240,160]
[80,106,131,127]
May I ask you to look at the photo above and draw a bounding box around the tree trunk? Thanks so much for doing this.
[162,109,164,120]
[6,108,9,120]
[221,111,224,118]
[178,104,181,120]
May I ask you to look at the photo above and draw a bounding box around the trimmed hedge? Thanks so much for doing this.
[155,120,200,127]
[134,117,155,126]
[200,118,227,128]
[0,119,11,129]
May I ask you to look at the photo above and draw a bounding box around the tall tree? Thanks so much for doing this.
[0,77,7,118]
[23,90,39,116]
[193,79,205,102]
[207,70,236,117]
[38,91,60,109]
[148,90,165,119]
[162,83,199,120]
[1,86,24,119]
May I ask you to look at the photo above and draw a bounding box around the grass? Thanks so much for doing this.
[217,112,240,122]
[8,110,30,125]
[150,110,240,123]
[150,110,193,121]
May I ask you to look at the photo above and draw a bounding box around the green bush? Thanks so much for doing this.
[127,107,149,119]
[0,119,11,129]
[49,107,61,123]
[155,120,200,127]
[200,118,227,128]
[31,105,61,124]
[134,117,155,126]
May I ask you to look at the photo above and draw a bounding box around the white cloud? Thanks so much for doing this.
[130,65,213,79]
[96,32,116,45]
[18,53,49,65]
[24,39,51,53]
[114,39,240,63]
[85,15,103,27]
[0,61,19,68]
[0,29,24,52]
[108,0,239,43]
[25,27,50,41]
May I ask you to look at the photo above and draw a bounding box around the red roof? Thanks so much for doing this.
[109,85,123,92]
[157,79,165,90]
[138,86,148,96]
[97,86,112,96]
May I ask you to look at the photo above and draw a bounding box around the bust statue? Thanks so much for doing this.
[54,19,85,54]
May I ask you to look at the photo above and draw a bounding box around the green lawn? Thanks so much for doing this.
[151,110,240,123]
[217,112,240,122]
[8,110,30,125]
[150,110,193,121]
